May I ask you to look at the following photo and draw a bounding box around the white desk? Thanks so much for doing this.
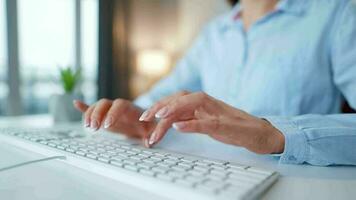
[0,115,355,200]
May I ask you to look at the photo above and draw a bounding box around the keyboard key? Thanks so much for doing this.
[171,165,189,172]
[156,174,175,182]
[151,166,170,173]
[47,142,57,147]
[124,164,139,172]
[201,160,227,166]
[137,163,153,170]
[75,151,86,156]
[174,179,195,187]
[167,171,186,178]
[65,148,76,153]
[247,167,274,176]
[111,160,124,167]
[180,157,197,163]
[177,162,194,168]
[98,157,110,163]
[86,153,98,159]
[123,159,137,165]
[184,176,206,184]
[226,163,248,170]
[138,169,156,176]
[56,145,66,150]
[154,152,169,157]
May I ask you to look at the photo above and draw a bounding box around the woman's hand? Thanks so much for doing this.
[139,91,285,154]
[73,99,156,145]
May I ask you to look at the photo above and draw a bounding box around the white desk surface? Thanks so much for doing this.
[0,115,355,200]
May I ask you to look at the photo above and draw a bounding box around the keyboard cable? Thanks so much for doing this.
[0,156,67,173]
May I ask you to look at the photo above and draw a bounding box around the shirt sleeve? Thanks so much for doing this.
[266,115,356,166]
[134,28,211,109]
[265,1,356,166]
[331,0,356,109]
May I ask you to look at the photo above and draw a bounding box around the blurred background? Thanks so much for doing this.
[0,0,230,116]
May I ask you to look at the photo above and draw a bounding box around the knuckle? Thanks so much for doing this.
[98,98,110,104]
[91,112,102,120]
[153,101,164,110]
[84,106,94,117]
[113,98,126,105]
[196,91,206,99]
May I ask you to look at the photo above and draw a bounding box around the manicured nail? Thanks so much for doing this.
[155,107,168,118]
[84,118,90,128]
[149,131,157,145]
[104,117,113,129]
[84,122,90,128]
[139,110,149,121]
[172,122,185,130]
[90,120,98,131]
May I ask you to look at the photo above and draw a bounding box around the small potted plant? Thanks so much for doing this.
[49,67,82,123]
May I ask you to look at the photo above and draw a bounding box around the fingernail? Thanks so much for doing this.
[172,122,185,130]
[139,110,149,121]
[84,118,90,128]
[155,107,168,118]
[104,117,113,129]
[149,131,157,145]
[90,120,98,131]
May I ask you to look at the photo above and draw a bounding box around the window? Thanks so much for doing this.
[19,0,75,114]
[0,0,7,115]
[14,0,98,114]
[81,0,98,104]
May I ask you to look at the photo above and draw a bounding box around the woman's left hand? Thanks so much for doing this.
[139,91,285,154]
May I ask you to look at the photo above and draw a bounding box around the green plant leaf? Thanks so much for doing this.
[59,67,81,93]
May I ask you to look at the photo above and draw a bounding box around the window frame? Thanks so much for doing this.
[4,0,86,116]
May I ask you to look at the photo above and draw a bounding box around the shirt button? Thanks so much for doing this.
[288,156,297,161]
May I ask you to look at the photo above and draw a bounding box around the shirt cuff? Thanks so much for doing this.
[264,116,309,164]
[133,95,153,110]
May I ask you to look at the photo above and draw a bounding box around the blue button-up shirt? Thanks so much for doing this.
[135,0,356,166]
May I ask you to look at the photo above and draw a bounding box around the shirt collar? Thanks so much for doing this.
[222,0,308,28]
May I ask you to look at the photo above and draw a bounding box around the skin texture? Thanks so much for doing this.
[74,91,285,154]
[139,91,285,154]
[73,99,156,146]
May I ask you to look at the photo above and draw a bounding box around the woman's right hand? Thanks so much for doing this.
[73,99,156,146]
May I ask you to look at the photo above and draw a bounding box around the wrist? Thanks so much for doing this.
[261,119,285,154]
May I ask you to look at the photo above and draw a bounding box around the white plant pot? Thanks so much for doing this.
[49,93,82,123]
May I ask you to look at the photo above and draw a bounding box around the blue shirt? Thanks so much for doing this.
[135,0,356,166]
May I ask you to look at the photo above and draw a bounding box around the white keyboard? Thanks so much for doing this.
[0,128,279,200]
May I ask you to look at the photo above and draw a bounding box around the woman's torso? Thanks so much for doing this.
[199,0,344,116]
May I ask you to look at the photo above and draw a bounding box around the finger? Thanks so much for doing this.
[139,91,190,122]
[90,99,112,131]
[172,118,219,135]
[84,105,95,128]
[73,100,89,112]
[155,92,206,120]
[103,99,130,129]
[147,118,175,147]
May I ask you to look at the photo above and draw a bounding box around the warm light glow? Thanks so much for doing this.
[136,49,170,77]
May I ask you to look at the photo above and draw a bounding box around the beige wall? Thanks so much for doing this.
[177,0,229,52]
[128,0,231,97]
[129,0,230,57]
